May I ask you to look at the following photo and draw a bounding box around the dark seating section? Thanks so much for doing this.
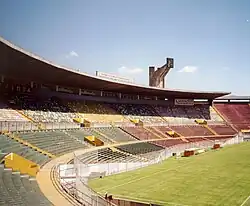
[0,134,50,165]
[153,105,212,124]
[108,103,165,125]
[97,148,139,163]
[0,165,53,206]
[117,142,163,155]
[16,131,88,156]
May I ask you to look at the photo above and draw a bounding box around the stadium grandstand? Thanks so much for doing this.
[0,36,250,206]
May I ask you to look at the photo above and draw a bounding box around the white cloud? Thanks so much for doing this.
[178,66,198,73]
[66,51,79,58]
[117,66,144,74]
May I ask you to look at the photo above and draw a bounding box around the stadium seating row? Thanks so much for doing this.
[0,165,52,206]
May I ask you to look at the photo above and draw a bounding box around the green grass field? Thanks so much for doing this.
[89,142,250,206]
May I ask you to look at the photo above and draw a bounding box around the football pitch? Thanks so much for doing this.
[89,142,250,206]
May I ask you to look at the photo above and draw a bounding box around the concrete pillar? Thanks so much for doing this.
[149,66,155,87]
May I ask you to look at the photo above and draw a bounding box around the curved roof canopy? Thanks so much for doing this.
[0,37,230,99]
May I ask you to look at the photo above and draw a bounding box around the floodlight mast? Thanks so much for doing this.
[149,58,174,88]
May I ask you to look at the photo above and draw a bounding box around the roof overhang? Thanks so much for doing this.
[216,95,250,100]
[0,37,230,99]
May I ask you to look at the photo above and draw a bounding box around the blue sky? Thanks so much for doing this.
[0,0,250,95]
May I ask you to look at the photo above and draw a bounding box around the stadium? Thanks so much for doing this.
[0,36,250,206]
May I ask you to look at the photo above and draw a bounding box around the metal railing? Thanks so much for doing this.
[53,136,243,206]
[0,121,80,132]
[54,164,117,206]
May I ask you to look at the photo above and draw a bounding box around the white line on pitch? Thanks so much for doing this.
[240,195,250,206]
[100,161,193,192]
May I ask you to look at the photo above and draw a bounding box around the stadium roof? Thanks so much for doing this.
[0,37,230,99]
[216,95,250,100]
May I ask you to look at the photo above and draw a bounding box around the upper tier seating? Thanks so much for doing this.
[214,104,250,130]
[68,101,128,125]
[109,103,165,125]
[9,95,78,124]
[170,125,213,137]
[23,110,76,123]
[17,131,88,156]
[0,135,50,165]
[153,105,223,124]
[0,165,52,206]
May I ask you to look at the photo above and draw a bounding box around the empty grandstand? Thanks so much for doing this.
[0,36,250,206]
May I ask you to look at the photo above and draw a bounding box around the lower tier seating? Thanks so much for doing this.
[0,135,50,165]
[186,137,206,143]
[121,127,157,140]
[117,142,163,155]
[69,128,114,144]
[95,127,136,142]
[209,125,236,135]
[170,125,213,137]
[0,165,52,206]
[152,139,186,148]
[16,131,88,156]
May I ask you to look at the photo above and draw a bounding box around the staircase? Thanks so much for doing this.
[15,110,44,130]
[212,105,238,132]
[143,127,162,139]
[203,125,218,135]
[92,128,115,144]
[151,127,170,138]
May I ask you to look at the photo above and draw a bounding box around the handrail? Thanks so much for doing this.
[52,163,118,206]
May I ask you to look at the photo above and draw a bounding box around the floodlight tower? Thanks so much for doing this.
[149,58,174,88]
